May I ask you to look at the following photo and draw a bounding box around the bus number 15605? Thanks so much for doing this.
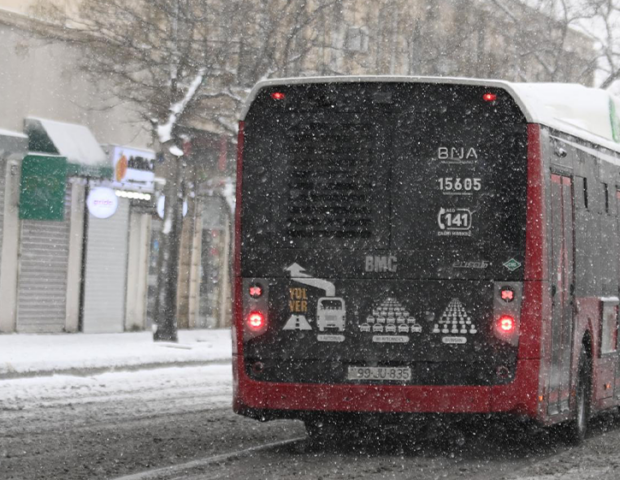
[438,177,481,192]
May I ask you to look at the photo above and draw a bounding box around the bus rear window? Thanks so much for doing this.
[242,82,528,259]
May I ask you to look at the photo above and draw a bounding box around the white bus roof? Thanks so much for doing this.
[241,76,620,154]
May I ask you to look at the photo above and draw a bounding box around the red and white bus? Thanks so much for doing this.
[233,77,620,444]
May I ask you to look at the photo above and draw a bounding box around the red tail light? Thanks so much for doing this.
[249,285,263,298]
[247,311,266,331]
[497,315,516,333]
[271,92,286,100]
[483,93,497,102]
[500,288,515,302]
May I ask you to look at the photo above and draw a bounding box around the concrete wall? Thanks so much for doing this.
[0,9,151,150]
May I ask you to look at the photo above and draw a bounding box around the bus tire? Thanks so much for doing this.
[566,350,591,445]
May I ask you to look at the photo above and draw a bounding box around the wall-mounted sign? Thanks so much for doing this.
[19,155,67,221]
[110,146,155,193]
[87,187,118,219]
[157,196,188,219]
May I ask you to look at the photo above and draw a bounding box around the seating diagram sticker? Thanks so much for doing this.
[358,297,422,343]
[432,298,477,344]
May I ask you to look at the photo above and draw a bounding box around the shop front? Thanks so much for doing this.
[15,118,111,333]
[81,146,155,333]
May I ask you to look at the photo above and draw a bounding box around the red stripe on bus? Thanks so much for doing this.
[521,124,548,373]
[234,121,244,281]
[525,124,546,282]
[233,122,245,361]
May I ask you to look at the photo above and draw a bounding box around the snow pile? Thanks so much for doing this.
[0,329,232,377]
[0,365,232,411]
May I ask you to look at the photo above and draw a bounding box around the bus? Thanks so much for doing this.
[233,76,620,444]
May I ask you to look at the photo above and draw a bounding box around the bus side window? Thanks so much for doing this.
[575,176,587,210]
[604,183,610,215]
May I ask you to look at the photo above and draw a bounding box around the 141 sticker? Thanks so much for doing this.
[438,207,473,237]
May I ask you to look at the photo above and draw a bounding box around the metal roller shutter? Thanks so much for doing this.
[16,183,72,333]
[82,197,130,333]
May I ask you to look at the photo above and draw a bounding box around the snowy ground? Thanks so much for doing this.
[3,360,620,479]
[4,331,620,479]
[0,329,232,378]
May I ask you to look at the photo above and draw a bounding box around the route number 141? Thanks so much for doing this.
[438,177,481,192]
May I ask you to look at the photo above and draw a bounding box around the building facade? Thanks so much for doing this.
[0,0,597,333]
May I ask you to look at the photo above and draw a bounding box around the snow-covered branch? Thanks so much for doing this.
[157,68,207,144]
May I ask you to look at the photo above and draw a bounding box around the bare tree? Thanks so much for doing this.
[34,0,339,340]
[489,0,620,86]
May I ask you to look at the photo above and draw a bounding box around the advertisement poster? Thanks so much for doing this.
[110,146,155,193]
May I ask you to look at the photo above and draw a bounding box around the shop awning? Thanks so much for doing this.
[24,117,112,178]
[0,128,28,158]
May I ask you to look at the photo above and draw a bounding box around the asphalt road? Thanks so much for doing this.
[3,365,620,480]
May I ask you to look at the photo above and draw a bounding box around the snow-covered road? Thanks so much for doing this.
[3,365,620,480]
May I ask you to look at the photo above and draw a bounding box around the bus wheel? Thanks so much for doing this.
[567,351,591,445]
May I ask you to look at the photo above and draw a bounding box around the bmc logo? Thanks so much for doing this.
[365,255,397,272]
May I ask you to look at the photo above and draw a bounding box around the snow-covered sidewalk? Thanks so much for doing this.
[0,329,232,379]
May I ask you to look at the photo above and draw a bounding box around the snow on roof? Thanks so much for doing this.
[27,117,107,165]
[0,128,27,139]
[242,76,620,154]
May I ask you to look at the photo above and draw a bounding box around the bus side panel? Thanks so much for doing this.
[518,125,550,421]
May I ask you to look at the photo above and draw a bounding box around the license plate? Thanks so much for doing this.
[347,366,411,381]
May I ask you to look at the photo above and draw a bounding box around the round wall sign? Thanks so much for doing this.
[87,187,119,219]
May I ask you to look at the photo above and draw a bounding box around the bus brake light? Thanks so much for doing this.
[483,93,497,102]
[247,311,266,331]
[498,315,515,333]
[271,92,286,100]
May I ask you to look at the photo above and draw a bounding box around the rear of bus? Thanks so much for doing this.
[234,79,542,423]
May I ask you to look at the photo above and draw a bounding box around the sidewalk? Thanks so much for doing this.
[0,329,232,379]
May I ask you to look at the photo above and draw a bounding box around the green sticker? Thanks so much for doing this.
[503,258,521,272]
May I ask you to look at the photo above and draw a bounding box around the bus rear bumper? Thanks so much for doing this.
[233,357,541,420]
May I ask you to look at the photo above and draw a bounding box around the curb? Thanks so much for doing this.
[0,358,232,380]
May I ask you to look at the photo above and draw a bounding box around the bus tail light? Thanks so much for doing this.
[494,314,519,346]
[247,311,266,331]
[500,287,515,302]
[497,315,516,333]
[249,284,263,298]
[243,279,269,340]
[493,282,523,346]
